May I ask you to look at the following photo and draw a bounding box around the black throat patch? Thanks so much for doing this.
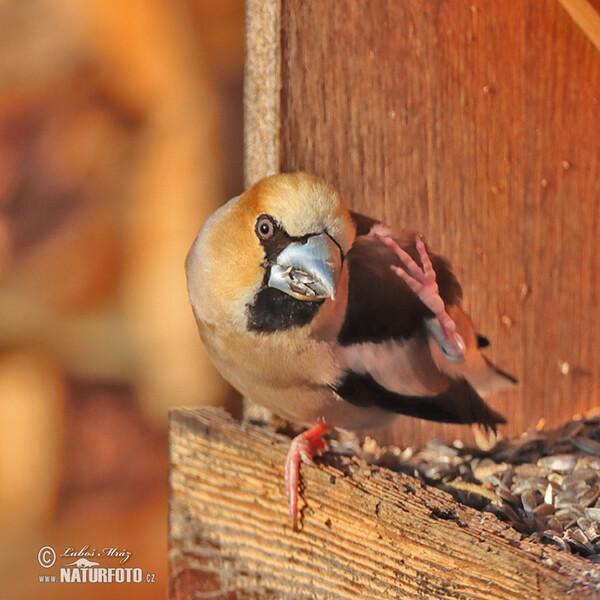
[247,287,324,332]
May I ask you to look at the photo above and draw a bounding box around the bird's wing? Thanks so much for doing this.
[333,211,505,430]
[338,213,462,346]
[331,369,505,431]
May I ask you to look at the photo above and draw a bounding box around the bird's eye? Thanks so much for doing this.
[256,215,275,240]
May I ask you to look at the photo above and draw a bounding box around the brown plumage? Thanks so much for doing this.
[186,172,516,528]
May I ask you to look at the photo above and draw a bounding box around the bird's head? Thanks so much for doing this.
[186,172,355,333]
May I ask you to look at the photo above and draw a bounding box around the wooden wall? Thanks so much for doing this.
[245,0,600,445]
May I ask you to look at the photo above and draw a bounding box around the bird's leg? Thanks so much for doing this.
[378,234,466,363]
[284,423,331,530]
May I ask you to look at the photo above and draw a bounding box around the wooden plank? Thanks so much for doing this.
[558,0,600,50]
[244,0,281,186]
[259,0,600,445]
[169,408,600,600]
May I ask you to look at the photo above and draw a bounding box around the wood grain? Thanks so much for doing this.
[244,0,281,187]
[263,0,600,445]
[559,0,600,50]
[169,408,600,600]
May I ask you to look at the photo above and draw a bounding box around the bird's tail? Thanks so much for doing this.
[471,355,518,395]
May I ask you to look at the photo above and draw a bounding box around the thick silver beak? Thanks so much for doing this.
[268,233,342,301]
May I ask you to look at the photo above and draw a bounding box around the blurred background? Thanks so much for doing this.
[0,1,244,597]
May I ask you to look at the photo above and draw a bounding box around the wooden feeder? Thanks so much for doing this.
[170,1,600,597]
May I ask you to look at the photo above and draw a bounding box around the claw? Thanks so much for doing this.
[284,424,330,530]
[378,233,466,364]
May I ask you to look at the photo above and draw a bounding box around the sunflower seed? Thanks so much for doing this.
[547,472,564,486]
[538,454,577,471]
[544,483,554,505]
[555,490,579,508]
[563,468,597,484]
[546,517,564,533]
[533,502,555,517]
[565,528,594,555]
[572,437,600,456]
[362,413,600,562]
[585,507,600,521]
[556,507,584,528]
[586,522,600,543]
[578,484,600,507]
[539,531,570,552]
[577,517,593,531]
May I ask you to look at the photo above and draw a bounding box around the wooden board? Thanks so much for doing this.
[169,408,600,599]
[245,0,600,446]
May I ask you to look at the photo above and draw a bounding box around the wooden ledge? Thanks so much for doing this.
[169,408,600,599]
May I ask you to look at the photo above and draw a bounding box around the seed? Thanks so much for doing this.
[473,461,509,482]
[577,456,600,470]
[564,468,597,484]
[515,464,550,478]
[533,503,555,517]
[565,528,594,555]
[546,517,564,533]
[572,437,600,456]
[376,413,600,562]
[555,490,578,508]
[585,507,600,521]
[538,454,577,471]
[544,483,554,505]
[586,522,600,543]
[540,531,570,552]
[556,507,583,528]
[579,484,600,507]
[568,527,590,545]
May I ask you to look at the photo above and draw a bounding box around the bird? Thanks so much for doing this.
[186,172,516,529]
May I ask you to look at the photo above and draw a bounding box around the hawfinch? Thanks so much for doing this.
[186,172,516,528]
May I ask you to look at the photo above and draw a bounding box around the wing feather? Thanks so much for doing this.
[336,211,507,428]
[339,213,462,346]
[332,370,505,431]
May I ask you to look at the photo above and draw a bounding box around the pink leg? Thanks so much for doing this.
[284,423,330,530]
[377,234,466,363]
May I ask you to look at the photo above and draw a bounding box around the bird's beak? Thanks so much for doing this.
[268,233,342,301]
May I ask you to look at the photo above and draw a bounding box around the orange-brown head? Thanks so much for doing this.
[186,173,355,332]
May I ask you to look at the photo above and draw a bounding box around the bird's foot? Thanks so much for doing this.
[284,423,330,530]
[425,318,466,363]
[378,233,466,363]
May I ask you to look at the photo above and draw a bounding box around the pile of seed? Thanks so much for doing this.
[353,412,600,562]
